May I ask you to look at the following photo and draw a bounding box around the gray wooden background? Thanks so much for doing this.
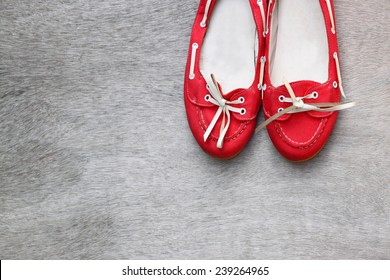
[1,0,389,259]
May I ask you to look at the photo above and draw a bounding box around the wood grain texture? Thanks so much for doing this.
[0,0,389,259]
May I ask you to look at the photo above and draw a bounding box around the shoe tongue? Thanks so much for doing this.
[213,76,247,100]
[222,87,245,100]
[286,80,321,95]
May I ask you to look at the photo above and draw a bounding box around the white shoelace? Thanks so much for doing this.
[263,0,272,37]
[202,72,246,149]
[325,0,336,34]
[257,0,266,36]
[189,43,198,80]
[200,0,213,28]
[259,56,267,98]
[333,52,346,98]
[255,77,355,132]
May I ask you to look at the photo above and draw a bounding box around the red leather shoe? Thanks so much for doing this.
[184,0,267,159]
[258,0,355,161]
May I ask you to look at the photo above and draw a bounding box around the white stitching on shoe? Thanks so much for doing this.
[277,119,326,146]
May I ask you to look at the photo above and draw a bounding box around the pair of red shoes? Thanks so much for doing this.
[184,0,355,161]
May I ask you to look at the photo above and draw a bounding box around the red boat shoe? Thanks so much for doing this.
[257,0,355,161]
[184,0,267,159]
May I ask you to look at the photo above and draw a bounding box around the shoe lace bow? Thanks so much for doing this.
[202,72,246,149]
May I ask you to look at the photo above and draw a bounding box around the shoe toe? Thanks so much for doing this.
[267,112,338,161]
[185,98,256,159]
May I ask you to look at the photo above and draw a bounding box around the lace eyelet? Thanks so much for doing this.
[204,95,211,102]
[278,108,283,113]
[189,74,195,80]
[278,95,285,102]
[239,97,245,104]
[240,108,246,115]
[312,92,319,99]
[259,84,267,91]
[333,81,338,88]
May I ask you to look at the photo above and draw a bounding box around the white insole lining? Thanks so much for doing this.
[200,0,257,94]
[270,0,329,87]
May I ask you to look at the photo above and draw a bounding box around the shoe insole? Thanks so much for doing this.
[200,0,257,94]
[270,0,329,87]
